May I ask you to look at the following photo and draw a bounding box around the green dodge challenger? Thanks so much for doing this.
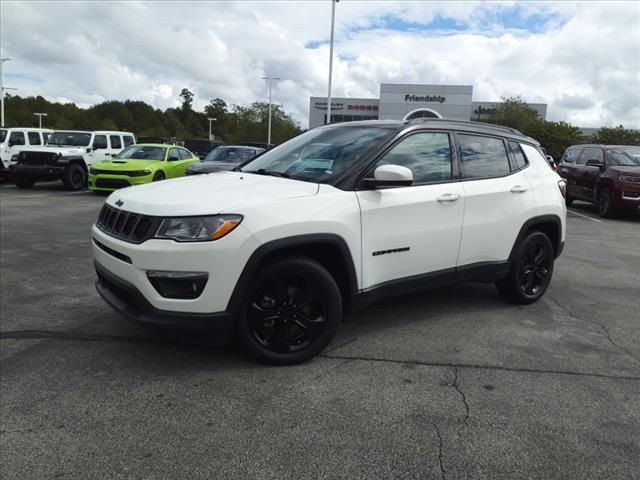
[88,144,200,192]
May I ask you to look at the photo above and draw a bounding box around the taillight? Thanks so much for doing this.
[558,179,567,198]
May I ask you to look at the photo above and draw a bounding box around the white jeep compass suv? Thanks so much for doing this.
[92,119,567,364]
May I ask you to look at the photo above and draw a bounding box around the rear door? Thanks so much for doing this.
[357,130,464,289]
[455,133,537,267]
[558,147,582,198]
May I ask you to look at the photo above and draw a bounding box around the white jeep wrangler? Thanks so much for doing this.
[92,119,567,364]
[12,130,135,190]
[0,127,54,178]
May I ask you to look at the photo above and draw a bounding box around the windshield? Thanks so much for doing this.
[240,125,394,183]
[47,132,92,147]
[608,147,640,167]
[204,147,256,163]
[0,129,7,143]
[115,145,166,160]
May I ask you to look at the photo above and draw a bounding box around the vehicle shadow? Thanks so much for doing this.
[570,200,640,222]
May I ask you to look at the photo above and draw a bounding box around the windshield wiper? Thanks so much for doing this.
[245,168,289,178]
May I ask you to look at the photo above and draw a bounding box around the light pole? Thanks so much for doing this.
[326,0,339,125]
[34,112,48,128]
[262,76,280,145]
[208,117,216,140]
[1,58,11,127]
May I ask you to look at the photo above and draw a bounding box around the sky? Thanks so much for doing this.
[1,0,639,129]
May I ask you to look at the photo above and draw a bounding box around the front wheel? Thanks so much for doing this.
[153,171,165,181]
[597,187,615,218]
[236,256,342,365]
[62,163,87,190]
[496,231,554,304]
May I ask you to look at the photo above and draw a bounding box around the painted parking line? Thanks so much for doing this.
[66,190,91,195]
[567,209,603,223]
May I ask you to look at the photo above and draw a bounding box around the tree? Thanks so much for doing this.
[485,96,540,132]
[589,125,640,145]
[525,120,586,160]
[180,88,194,113]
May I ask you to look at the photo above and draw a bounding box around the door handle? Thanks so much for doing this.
[510,185,528,193]
[437,193,461,203]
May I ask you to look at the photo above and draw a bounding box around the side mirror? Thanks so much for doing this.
[586,159,604,168]
[8,141,14,147]
[361,164,413,188]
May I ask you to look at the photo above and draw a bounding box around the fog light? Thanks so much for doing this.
[146,270,208,299]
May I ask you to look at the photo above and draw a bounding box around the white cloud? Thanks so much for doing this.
[1,0,638,129]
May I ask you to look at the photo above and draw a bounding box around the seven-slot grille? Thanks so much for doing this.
[22,151,60,165]
[96,204,159,243]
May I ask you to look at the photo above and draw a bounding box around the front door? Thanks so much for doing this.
[357,131,464,289]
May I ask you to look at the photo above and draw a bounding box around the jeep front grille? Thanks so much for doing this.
[22,151,59,165]
[96,204,159,243]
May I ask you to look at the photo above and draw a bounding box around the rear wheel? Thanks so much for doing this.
[496,231,554,304]
[153,171,165,181]
[14,174,36,189]
[597,187,615,218]
[236,256,342,365]
[62,163,87,190]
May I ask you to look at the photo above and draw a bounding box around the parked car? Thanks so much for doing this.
[242,141,274,150]
[88,144,199,192]
[558,144,640,217]
[12,130,135,190]
[0,127,53,179]
[92,119,566,365]
[184,139,224,159]
[185,146,264,175]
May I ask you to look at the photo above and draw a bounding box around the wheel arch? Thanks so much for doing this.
[509,215,563,261]
[227,234,359,315]
[65,156,88,171]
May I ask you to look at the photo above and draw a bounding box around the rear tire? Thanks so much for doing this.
[62,163,87,190]
[496,231,554,304]
[236,256,342,365]
[597,187,615,218]
[14,174,36,189]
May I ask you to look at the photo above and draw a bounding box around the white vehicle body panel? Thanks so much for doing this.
[0,128,54,168]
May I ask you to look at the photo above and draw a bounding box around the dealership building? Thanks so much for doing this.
[308,83,547,128]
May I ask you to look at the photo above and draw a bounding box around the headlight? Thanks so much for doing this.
[128,170,152,177]
[155,215,243,242]
[11,154,20,162]
[619,175,639,184]
[89,167,97,175]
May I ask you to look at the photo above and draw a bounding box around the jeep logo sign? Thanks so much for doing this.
[405,94,446,103]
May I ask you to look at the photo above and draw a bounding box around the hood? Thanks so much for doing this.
[30,145,87,156]
[106,171,319,216]
[610,165,640,175]
[93,159,162,171]
[187,162,238,173]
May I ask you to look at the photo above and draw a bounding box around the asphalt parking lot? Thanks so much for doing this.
[1,182,639,480]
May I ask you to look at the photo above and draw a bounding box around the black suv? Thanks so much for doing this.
[558,145,640,217]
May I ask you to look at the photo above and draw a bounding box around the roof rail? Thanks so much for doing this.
[406,118,524,136]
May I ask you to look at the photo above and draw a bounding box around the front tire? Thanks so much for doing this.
[153,171,165,181]
[236,256,342,365]
[62,163,87,190]
[14,174,36,189]
[496,231,554,304]
[597,187,615,218]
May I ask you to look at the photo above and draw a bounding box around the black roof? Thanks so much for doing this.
[567,144,639,149]
[320,118,539,145]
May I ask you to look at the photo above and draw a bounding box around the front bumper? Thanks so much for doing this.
[95,261,233,339]
[615,182,640,208]
[88,173,153,191]
[14,164,65,178]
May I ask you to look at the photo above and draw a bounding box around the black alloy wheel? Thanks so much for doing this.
[153,171,165,181]
[62,163,87,190]
[237,256,342,365]
[496,231,554,304]
[597,188,614,218]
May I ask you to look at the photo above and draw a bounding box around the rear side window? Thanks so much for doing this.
[458,134,510,179]
[28,132,42,145]
[123,135,134,147]
[93,135,108,149]
[375,132,452,184]
[9,131,26,146]
[508,142,528,170]
[562,148,581,164]
[110,135,122,149]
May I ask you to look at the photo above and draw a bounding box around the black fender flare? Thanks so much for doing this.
[508,214,564,261]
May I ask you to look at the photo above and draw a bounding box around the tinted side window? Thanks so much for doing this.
[123,135,135,147]
[458,134,510,179]
[109,135,122,149]
[93,135,108,149]
[9,132,26,146]
[178,148,192,160]
[562,148,581,164]
[575,148,593,165]
[28,132,42,145]
[590,148,604,163]
[43,132,51,143]
[508,141,528,170]
[375,132,452,184]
